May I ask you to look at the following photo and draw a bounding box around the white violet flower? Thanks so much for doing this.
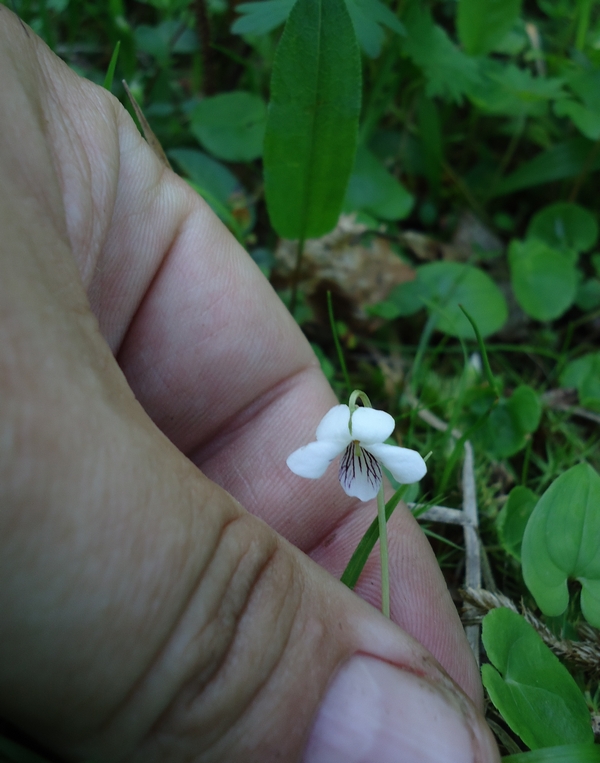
[286,404,427,502]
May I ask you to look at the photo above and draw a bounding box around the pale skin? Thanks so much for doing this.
[0,8,499,762]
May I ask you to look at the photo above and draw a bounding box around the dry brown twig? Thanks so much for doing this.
[403,392,483,662]
[461,586,600,677]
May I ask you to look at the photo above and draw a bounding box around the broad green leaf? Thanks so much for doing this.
[232,0,404,57]
[457,0,522,56]
[263,0,361,239]
[367,278,424,320]
[527,202,598,254]
[491,137,600,198]
[190,91,267,162]
[343,146,413,221]
[522,463,600,627]
[504,744,600,763]
[401,2,481,105]
[418,262,508,338]
[169,148,240,204]
[477,385,542,458]
[482,608,593,750]
[560,352,600,411]
[509,239,578,321]
[497,485,538,560]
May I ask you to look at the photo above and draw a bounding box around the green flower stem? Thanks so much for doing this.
[377,484,390,618]
[348,389,372,413]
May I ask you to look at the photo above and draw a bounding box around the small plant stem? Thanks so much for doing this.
[289,236,306,319]
[327,290,352,396]
[377,486,390,618]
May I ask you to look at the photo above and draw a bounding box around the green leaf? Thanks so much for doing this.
[522,463,600,627]
[457,0,522,56]
[554,68,600,141]
[231,0,296,35]
[469,61,566,118]
[477,385,542,458]
[368,278,424,320]
[554,99,600,141]
[232,0,404,57]
[344,0,405,58]
[418,262,508,338]
[509,239,578,321]
[263,0,361,239]
[401,2,481,105]
[134,20,198,64]
[103,40,121,91]
[491,137,600,198]
[527,202,598,254]
[497,485,538,561]
[560,352,600,411]
[190,91,267,162]
[503,744,600,763]
[482,608,594,750]
[169,147,240,204]
[341,485,409,589]
[343,146,414,220]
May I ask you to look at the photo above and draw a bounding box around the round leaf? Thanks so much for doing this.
[482,608,593,750]
[527,202,598,254]
[522,463,600,626]
[560,352,600,411]
[191,91,267,162]
[509,239,578,321]
[481,386,541,458]
[497,485,538,560]
[344,146,414,221]
[417,262,507,338]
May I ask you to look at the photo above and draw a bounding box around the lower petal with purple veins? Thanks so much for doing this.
[338,442,382,502]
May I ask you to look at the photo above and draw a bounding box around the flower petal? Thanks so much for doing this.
[351,407,395,444]
[315,404,352,443]
[286,440,347,479]
[367,443,427,484]
[338,443,382,502]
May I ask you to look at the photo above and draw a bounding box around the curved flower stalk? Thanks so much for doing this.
[286,399,426,502]
[287,391,427,618]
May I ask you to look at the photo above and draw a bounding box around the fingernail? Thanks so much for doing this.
[303,655,497,763]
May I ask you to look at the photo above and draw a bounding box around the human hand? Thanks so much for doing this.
[0,8,498,762]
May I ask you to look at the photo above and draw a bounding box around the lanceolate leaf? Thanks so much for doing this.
[263,0,361,239]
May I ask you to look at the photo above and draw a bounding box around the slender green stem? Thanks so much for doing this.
[377,486,390,618]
